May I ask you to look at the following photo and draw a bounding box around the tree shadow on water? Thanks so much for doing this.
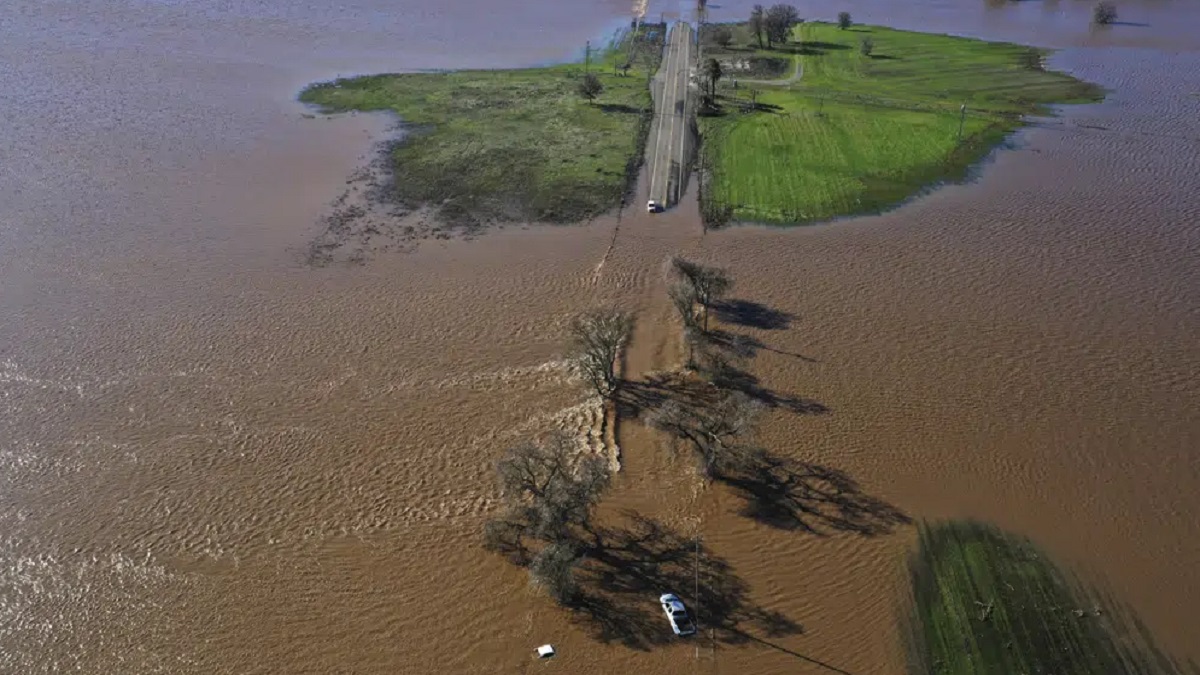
[712,299,795,330]
[613,370,718,420]
[709,359,829,415]
[717,450,910,536]
[568,512,802,650]
[707,328,819,362]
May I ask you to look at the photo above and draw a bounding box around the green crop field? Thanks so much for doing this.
[908,522,1187,675]
[300,27,662,228]
[700,22,1104,225]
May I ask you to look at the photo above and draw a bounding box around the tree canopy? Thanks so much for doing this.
[764,4,801,47]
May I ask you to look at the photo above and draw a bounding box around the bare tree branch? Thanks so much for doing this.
[530,541,580,603]
[568,309,634,399]
[668,256,732,332]
[489,431,612,552]
[645,389,764,477]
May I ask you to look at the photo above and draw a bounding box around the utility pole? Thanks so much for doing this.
[957,103,967,142]
[585,40,591,72]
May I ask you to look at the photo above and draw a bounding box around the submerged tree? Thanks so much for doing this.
[485,431,611,602]
[645,390,763,477]
[669,282,703,367]
[1093,1,1117,25]
[495,432,610,541]
[529,541,581,603]
[487,427,614,600]
[577,72,604,103]
[668,256,732,332]
[568,309,634,399]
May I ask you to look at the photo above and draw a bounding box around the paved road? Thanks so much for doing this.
[646,22,694,211]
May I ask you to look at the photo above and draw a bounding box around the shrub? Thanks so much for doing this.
[577,72,604,102]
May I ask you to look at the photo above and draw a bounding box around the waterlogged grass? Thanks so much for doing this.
[701,22,1105,225]
[908,522,1189,675]
[299,28,662,227]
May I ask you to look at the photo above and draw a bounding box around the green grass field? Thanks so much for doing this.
[908,522,1187,675]
[700,22,1105,225]
[299,28,662,227]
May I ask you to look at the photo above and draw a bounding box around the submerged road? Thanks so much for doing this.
[646,22,694,211]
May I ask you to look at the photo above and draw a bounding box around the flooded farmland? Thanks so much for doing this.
[1,0,1197,672]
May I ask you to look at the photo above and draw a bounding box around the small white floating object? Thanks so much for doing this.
[536,644,556,659]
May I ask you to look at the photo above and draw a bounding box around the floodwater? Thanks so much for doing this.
[1,0,1197,673]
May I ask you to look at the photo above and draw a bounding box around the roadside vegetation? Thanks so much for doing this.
[299,26,663,230]
[908,521,1191,675]
[697,19,1105,225]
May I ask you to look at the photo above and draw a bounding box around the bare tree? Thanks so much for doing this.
[529,541,580,603]
[668,257,732,332]
[668,282,703,367]
[837,11,852,30]
[577,72,604,103]
[749,5,766,49]
[568,309,633,399]
[495,432,611,541]
[483,517,527,559]
[764,4,801,48]
[645,390,763,477]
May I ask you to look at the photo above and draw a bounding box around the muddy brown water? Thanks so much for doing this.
[2,0,1198,673]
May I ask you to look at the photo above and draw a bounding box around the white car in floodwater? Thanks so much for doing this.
[647,199,660,213]
[659,593,697,636]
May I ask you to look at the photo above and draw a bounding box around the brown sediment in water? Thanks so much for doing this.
[1,0,1198,673]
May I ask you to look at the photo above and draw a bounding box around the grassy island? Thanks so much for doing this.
[300,27,662,227]
[698,22,1105,225]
